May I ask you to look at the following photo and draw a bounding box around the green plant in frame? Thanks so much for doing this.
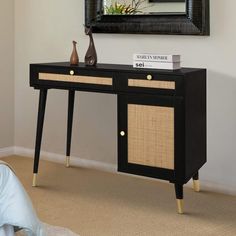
[105,3,136,14]
[104,0,146,15]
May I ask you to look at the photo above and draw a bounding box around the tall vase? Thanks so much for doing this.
[84,27,97,66]
[70,41,79,65]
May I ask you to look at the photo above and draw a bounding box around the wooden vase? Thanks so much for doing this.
[70,41,79,65]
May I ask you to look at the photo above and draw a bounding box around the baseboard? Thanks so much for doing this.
[0,146,15,158]
[14,146,117,173]
[13,146,236,196]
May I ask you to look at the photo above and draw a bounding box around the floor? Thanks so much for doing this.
[2,156,236,236]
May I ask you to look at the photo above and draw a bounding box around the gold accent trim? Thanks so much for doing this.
[66,156,70,168]
[128,79,175,90]
[39,73,113,86]
[32,174,37,187]
[176,199,184,214]
[193,180,200,192]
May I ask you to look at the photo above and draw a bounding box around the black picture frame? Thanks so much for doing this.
[85,0,210,35]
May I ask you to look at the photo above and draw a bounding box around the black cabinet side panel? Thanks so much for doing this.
[185,70,207,181]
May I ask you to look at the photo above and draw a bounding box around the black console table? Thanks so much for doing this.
[30,62,206,214]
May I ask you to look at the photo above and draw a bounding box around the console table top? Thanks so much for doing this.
[30,62,206,75]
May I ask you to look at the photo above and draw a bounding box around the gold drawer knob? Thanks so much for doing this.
[147,75,152,80]
[70,70,75,76]
[120,131,126,136]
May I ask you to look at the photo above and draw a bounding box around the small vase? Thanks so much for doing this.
[70,41,79,65]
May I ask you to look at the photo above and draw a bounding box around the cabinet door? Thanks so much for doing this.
[118,94,184,182]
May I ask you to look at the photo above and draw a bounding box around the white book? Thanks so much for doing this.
[133,61,181,70]
[133,53,181,63]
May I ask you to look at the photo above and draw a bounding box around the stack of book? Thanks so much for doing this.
[133,53,181,70]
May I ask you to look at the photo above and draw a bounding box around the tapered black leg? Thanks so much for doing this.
[193,171,199,180]
[66,90,75,167]
[33,89,48,186]
[175,183,184,214]
[192,171,200,192]
[175,183,183,199]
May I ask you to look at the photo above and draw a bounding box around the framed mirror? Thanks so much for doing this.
[85,0,209,35]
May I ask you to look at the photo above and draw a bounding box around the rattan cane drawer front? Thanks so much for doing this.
[128,79,175,90]
[38,73,113,86]
[127,73,175,89]
[128,104,174,170]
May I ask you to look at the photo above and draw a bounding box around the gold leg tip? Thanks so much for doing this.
[176,199,184,214]
[66,156,70,168]
[32,174,37,187]
[193,180,200,192]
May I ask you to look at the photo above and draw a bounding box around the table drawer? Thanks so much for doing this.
[38,73,113,86]
[120,72,182,95]
[128,78,175,90]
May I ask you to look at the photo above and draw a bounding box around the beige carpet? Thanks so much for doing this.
[1,156,236,236]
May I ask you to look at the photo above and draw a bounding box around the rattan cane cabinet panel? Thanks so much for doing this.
[39,73,113,86]
[128,104,174,170]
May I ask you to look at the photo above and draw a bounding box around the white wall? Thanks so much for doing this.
[0,0,14,148]
[15,0,236,193]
